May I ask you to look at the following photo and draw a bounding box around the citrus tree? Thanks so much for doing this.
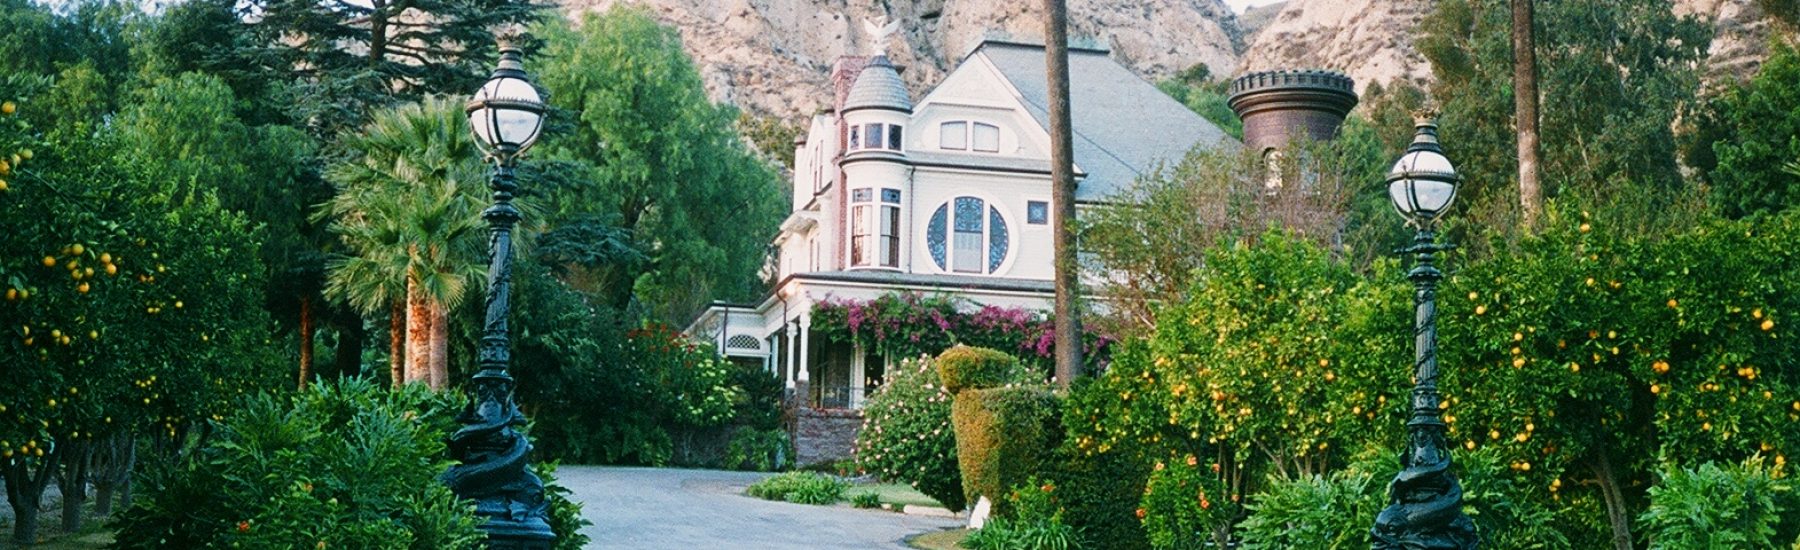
[0,74,281,544]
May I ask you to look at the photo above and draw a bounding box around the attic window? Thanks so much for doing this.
[853,123,903,152]
[939,121,1000,153]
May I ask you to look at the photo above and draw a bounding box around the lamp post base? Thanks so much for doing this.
[478,516,556,550]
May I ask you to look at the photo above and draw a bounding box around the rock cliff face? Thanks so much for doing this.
[1238,0,1783,95]
[557,0,1789,119]
[560,0,1243,119]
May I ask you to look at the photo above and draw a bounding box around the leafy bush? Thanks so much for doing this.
[1141,455,1242,549]
[950,384,1060,509]
[1640,456,1794,549]
[851,491,882,509]
[724,426,790,471]
[965,480,1083,550]
[937,345,1026,394]
[1041,439,1151,550]
[746,471,846,505]
[111,380,482,549]
[855,356,967,512]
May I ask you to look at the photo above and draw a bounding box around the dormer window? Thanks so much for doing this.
[939,121,1000,153]
[851,123,903,152]
[851,187,902,268]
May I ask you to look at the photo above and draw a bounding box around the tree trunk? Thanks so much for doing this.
[389,300,406,388]
[428,300,449,390]
[406,278,432,385]
[298,295,315,389]
[1593,453,1635,550]
[1513,0,1542,229]
[1044,0,1083,388]
[90,431,133,519]
[57,438,92,533]
[6,444,62,546]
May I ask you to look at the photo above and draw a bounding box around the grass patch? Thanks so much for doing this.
[853,482,946,509]
[908,528,970,550]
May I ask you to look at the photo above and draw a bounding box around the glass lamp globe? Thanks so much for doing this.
[1386,118,1458,227]
[467,46,545,159]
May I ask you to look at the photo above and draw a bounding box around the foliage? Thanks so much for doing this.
[1416,0,1708,245]
[937,345,1027,395]
[737,112,802,168]
[950,384,1060,509]
[1,73,285,543]
[965,480,1084,550]
[533,9,784,321]
[1435,202,1800,544]
[855,356,967,512]
[1155,69,1242,140]
[1040,428,1151,550]
[1704,40,1800,218]
[521,309,744,465]
[724,426,791,472]
[1082,134,1389,328]
[851,491,882,509]
[812,292,1111,376]
[111,380,482,549]
[1140,455,1243,549]
[746,471,847,505]
[1639,456,1795,549]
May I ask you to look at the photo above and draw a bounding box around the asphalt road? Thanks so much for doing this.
[559,466,961,550]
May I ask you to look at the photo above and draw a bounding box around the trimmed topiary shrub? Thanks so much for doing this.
[949,384,1061,510]
[855,356,967,512]
[937,345,1026,394]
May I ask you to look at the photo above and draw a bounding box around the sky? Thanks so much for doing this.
[1225,0,1287,13]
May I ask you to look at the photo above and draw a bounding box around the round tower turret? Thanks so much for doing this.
[1228,69,1358,153]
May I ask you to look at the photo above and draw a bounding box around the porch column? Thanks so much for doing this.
[784,325,797,390]
[850,343,867,409]
[798,313,814,409]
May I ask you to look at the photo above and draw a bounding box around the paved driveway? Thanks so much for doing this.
[558,466,961,550]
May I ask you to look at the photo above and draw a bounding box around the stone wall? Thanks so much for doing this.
[792,408,863,467]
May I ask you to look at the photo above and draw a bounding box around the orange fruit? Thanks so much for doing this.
[0,101,14,115]
[41,256,54,267]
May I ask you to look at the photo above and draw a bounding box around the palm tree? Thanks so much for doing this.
[323,97,487,389]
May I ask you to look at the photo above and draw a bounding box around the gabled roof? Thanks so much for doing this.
[973,41,1238,202]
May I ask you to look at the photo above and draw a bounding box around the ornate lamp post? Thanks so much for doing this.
[1370,113,1478,550]
[442,37,555,549]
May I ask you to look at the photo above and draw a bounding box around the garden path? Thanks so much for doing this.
[559,466,960,549]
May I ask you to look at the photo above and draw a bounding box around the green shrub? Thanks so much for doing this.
[951,384,1061,509]
[1050,378,1153,550]
[937,345,1026,394]
[1640,456,1794,549]
[855,357,968,512]
[965,480,1085,550]
[746,471,847,505]
[1236,464,1383,549]
[851,491,882,509]
[1141,455,1242,549]
[724,426,790,471]
[111,380,483,549]
[534,462,594,550]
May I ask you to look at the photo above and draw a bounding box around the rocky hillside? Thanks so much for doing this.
[560,0,1243,119]
[558,0,1788,120]
[1242,0,1782,94]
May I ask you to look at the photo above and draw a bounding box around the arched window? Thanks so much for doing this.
[926,197,1009,274]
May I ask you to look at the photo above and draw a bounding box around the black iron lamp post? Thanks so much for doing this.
[1370,113,1478,550]
[442,37,555,549]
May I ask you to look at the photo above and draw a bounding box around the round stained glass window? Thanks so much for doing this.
[927,197,1009,274]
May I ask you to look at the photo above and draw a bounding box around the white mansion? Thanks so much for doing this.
[684,39,1355,464]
